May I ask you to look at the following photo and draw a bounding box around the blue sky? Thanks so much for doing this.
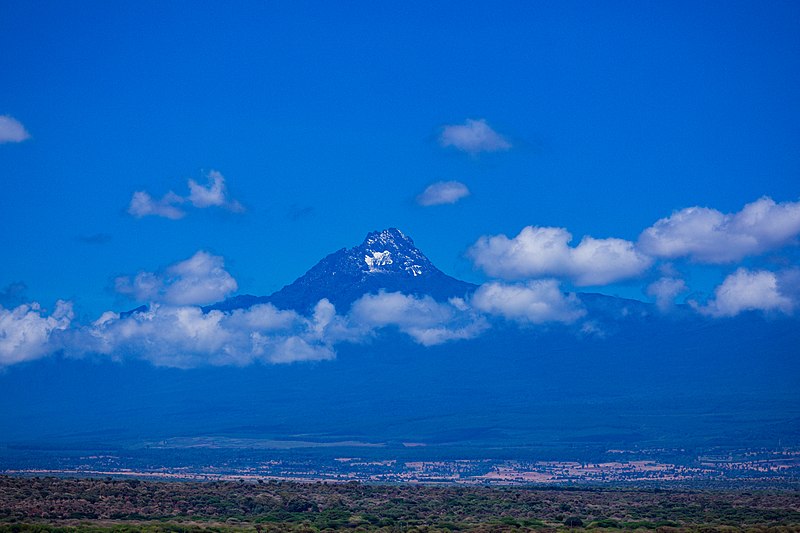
[1,1,799,354]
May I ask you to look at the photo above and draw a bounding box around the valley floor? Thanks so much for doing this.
[4,445,799,486]
[2,476,800,532]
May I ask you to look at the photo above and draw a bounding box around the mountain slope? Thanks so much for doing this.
[209,228,476,313]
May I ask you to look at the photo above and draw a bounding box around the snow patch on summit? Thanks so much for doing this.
[365,251,393,272]
[358,229,427,277]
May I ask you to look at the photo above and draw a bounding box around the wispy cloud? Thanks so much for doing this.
[440,119,511,154]
[639,197,800,263]
[187,170,244,212]
[128,170,243,219]
[128,191,186,219]
[469,226,652,286]
[0,115,30,143]
[646,277,688,311]
[416,181,470,206]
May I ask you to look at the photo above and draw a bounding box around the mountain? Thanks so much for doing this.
[205,227,659,322]
[208,228,476,314]
[2,229,799,464]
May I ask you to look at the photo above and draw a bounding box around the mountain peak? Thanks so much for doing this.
[208,228,477,314]
[363,227,412,247]
[356,228,431,278]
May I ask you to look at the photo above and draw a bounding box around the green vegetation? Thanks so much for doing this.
[1,476,799,531]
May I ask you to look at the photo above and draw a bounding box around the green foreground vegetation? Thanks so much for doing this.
[1,476,799,532]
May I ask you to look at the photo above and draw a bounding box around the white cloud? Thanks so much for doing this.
[59,266,497,366]
[188,170,244,211]
[66,291,489,368]
[254,336,335,364]
[128,170,243,219]
[349,291,487,346]
[224,303,301,331]
[471,280,586,324]
[440,119,511,153]
[0,115,30,143]
[646,277,688,311]
[694,268,794,317]
[127,190,186,220]
[0,301,73,366]
[72,301,338,368]
[416,180,470,206]
[115,251,238,306]
[469,226,652,286]
[639,197,800,263]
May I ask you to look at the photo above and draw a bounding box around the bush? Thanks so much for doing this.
[564,516,584,527]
